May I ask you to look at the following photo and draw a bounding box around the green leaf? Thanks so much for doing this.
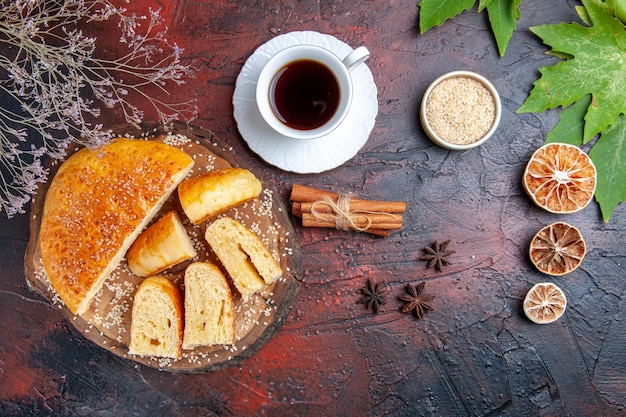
[576,0,626,25]
[478,0,494,11]
[589,115,626,222]
[486,0,522,56]
[545,95,590,145]
[522,0,626,221]
[518,0,626,143]
[417,0,522,55]
[418,0,475,33]
[576,5,592,25]
[587,0,626,24]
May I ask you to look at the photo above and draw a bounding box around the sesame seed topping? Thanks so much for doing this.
[33,132,297,371]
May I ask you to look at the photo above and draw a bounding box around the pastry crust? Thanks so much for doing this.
[178,168,262,224]
[127,211,197,277]
[39,138,194,315]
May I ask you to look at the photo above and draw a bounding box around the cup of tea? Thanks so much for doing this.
[256,44,370,140]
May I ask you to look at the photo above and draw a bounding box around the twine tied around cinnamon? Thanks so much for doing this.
[310,195,402,232]
[290,184,406,237]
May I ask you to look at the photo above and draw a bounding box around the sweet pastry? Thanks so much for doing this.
[182,262,235,349]
[178,168,262,224]
[128,276,183,359]
[205,217,282,300]
[127,211,197,277]
[39,138,194,315]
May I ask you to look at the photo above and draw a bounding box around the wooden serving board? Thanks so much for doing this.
[24,121,301,372]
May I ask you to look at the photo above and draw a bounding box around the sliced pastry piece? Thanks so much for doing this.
[127,211,197,277]
[178,167,262,224]
[128,276,183,359]
[182,262,235,349]
[205,217,282,301]
[39,138,194,315]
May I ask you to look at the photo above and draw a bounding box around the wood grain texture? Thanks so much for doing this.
[1,0,625,416]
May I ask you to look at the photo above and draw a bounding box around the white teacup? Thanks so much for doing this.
[256,44,370,140]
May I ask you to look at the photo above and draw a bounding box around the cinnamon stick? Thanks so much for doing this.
[305,224,392,237]
[290,184,406,237]
[291,184,343,203]
[291,201,303,217]
[291,185,406,215]
[301,213,403,230]
[291,185,406,211]
[299,200,406,216]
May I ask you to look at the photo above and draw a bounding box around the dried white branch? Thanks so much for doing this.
[0,0,197,217]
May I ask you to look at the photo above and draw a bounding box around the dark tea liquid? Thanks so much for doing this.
[269,59,340,131]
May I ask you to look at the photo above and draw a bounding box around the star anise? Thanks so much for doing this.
[398,282,435,319]
[419,240,455,271]
[360,279,387,314]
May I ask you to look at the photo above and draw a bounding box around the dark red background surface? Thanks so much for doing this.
[2,1,626,416]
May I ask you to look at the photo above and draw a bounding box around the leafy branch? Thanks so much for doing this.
[0,0,197,218]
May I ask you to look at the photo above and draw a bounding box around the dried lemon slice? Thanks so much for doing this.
[523,143,596,214]
[529,222,586,276]
[523,282,567,324]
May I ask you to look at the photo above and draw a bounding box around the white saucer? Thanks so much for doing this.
[233,31,378,174]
